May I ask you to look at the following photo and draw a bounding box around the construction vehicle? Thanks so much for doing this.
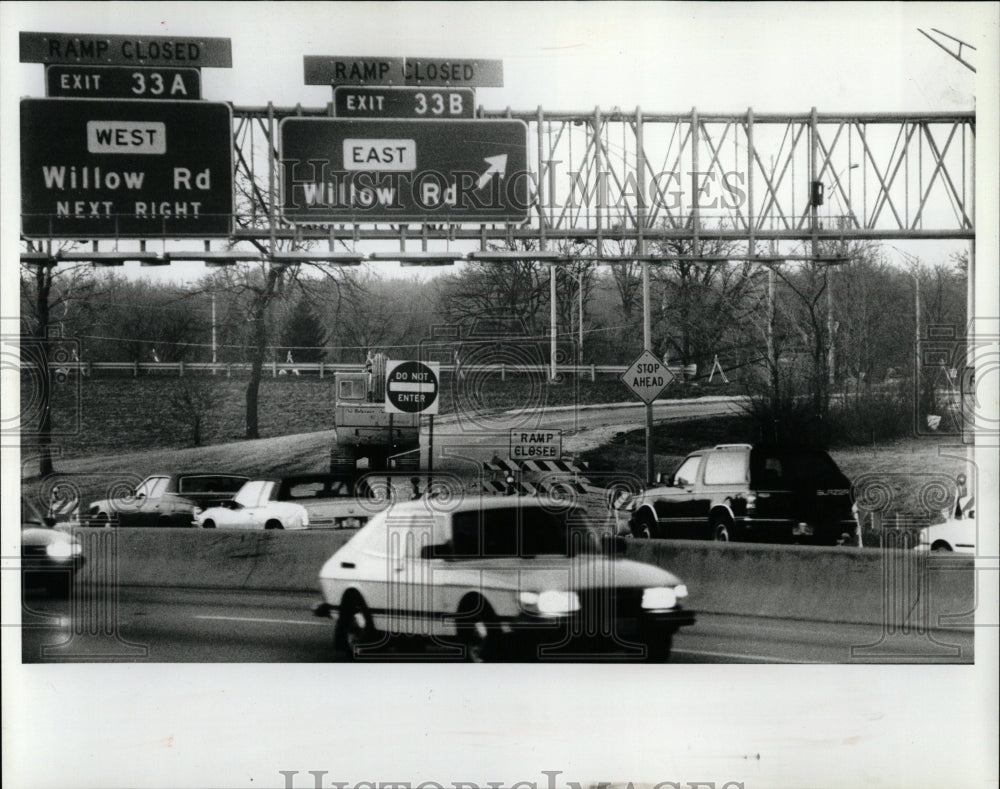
[330,353,421,475]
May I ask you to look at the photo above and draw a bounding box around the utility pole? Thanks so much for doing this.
[211,293,218,373]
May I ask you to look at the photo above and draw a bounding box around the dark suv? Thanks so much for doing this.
[625,444,858,545]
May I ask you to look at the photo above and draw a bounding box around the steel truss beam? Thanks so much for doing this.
[21,106,974,258]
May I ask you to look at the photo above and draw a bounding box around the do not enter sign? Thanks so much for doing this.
[385,360,440,415]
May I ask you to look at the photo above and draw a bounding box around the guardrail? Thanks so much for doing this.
[23,361,667,381]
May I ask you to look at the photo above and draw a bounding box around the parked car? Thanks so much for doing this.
[195,474,380,531]
[22,520,85,595]
[622,443,858,545]
[313,496,696,662]
[915,495,976,554]
[85,473,249,527]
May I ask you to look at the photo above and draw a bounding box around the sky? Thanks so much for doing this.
[2,1,994,282]
[2,4,999,789]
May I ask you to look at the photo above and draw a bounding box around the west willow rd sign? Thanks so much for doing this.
[279,118,528,222]
[20,98,233,238]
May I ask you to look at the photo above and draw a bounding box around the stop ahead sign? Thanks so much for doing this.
[385,360,440,415]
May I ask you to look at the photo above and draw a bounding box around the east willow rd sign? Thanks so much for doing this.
[20,98,233,238]
[279,118,529,223]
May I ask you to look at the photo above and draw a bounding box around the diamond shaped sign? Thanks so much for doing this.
[620,350,674,404]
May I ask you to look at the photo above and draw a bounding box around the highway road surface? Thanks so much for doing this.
[22,585,973,664]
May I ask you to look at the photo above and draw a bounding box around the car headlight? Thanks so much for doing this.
[519,590,581,616]
[45,541,81,560]
[642,586,684,610]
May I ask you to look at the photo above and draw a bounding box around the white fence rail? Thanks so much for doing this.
[23,361,706,382]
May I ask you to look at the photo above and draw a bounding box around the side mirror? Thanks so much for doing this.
[601,534,628,554]
[420,543,452,560]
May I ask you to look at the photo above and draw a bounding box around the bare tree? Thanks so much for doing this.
[19,251,106,476]
[436,239,551,338]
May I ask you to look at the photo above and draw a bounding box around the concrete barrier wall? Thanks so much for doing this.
[625,540,975,631]
[72,528,355,592]
[70,529,974,630]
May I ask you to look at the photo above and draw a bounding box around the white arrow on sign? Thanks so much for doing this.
[388,381,436,393]
[477,154,508,189]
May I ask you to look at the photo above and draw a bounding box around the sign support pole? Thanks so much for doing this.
[387,413,394,468]
[637,106,654,485]
[428,415,435,489]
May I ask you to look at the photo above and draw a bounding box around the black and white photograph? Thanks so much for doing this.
[2,1,998,787]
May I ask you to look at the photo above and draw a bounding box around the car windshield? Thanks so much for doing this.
[750,449,845,487]
[282,478,358,499]
[450,505,598,558]
[180,475,248,494]
[233,481,273,508]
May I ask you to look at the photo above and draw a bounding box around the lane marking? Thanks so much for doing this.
[672,648,822,664]
[193,615,328,627]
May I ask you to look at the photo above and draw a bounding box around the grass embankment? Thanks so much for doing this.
[20,371,740,460]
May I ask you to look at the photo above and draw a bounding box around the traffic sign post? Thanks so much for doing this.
[385,360,440,415]
[334,86,475,119]
[20,98,233,238]
[385,360,440,479]
[620,350,674,404]
[510,430,562,461]
[621,350,676,485]
[279,118,528,223]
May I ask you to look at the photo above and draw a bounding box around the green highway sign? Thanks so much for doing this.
[20,31,232,67]
[334,86,475,119]
[304,56,503,87]
[46,65,201,99]
[20,98,233,238]
[280,118,529,223]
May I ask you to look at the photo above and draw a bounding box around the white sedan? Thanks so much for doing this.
[915,497,976,554]
[195,475,379,531]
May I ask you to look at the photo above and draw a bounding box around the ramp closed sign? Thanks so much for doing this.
[510,430,561,460]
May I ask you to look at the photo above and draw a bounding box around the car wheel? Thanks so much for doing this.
[334,593,376,659]
[641,631,674,663]
[458,598,503,663]
[711,514,734,542]
[264,519,283,530]
[931,540,953,552]
[202,519,216,529]
[632,511,660,539]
